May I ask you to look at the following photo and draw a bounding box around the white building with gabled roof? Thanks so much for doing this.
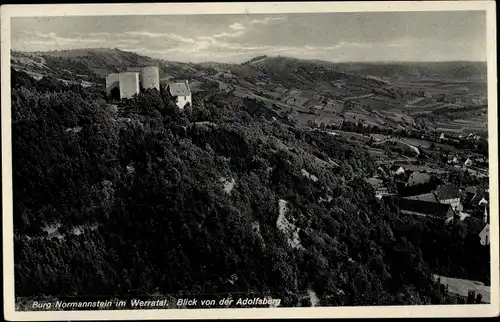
[167,80,192,110]
[434,184,462,211]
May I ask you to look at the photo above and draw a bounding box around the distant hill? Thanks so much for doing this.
[244,56,487,83]
[242,55,268,65]
[12,49,488,83]
[240,55,387,91]
[329,61,488,82]
[12,48,161,78]
[11,48,214,87]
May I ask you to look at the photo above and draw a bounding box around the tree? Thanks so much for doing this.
[110,87,120,102]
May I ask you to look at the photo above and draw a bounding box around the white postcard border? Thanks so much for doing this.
[1,1,498,320]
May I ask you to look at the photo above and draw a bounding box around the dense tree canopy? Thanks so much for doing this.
[11,69,487,307]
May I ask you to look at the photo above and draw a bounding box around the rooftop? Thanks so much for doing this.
[365,177,384,188]
[407,172,431,186]
[404,192,439,203]
[470,191,489,205]
[465,186,478,195]
[399,198,452,218]
[463,216,486,235]
[434,184,460,200]
[168,81,191,97]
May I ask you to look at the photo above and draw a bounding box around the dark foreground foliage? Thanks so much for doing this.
[12,69,488,306]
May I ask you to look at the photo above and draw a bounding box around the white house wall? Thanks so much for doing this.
[119,72,140,99]
[479,225,489,245]
[440,198,463,211]
[176,94,192,110]
[105,73,120,96]
[140,67,160,91]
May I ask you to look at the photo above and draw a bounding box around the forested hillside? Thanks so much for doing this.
[11,68,487,307]
[247,56,386,89]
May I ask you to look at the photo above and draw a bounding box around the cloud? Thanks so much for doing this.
[121,31,196,44]
[229,22,245,31]
[388,43,408,47]
[29,31,107,45]
[82,32,111,37]
[210,31,245,39]
[251,17,286,25]
[336,41,370,48]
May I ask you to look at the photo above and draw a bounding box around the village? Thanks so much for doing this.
[363,130,491,304]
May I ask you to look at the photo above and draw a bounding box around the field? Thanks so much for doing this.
[434,275,490,303]
[370,134,431,148]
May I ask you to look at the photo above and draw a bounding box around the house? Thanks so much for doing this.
[365,177,390,199]
[462,216,484,233]
[167,80,192,109]
[475,157,486,164]
[463,186,477,204]
[470,191,489,207]
[439,133,446,140]
[464,186,478,197]
[447,154,460,165]
[478,197,488,206]
[479,224,490,245]
[483,206,489,224]
[275,86,288,94]
[403,192,439,203]
[390,165,405,176]
[463,216,489,245]
[406,172,431,187]
[399,198,454,220]
[222,73,235,79]
[377,166,387,177]
[464,158,473,167]
[434,184,462,211]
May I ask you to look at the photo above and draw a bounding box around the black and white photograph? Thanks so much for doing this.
[1,1,498,320]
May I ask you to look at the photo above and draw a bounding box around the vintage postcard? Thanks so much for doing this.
[1,1,498,320]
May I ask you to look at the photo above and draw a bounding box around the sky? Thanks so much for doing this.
[11,11,487,63]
